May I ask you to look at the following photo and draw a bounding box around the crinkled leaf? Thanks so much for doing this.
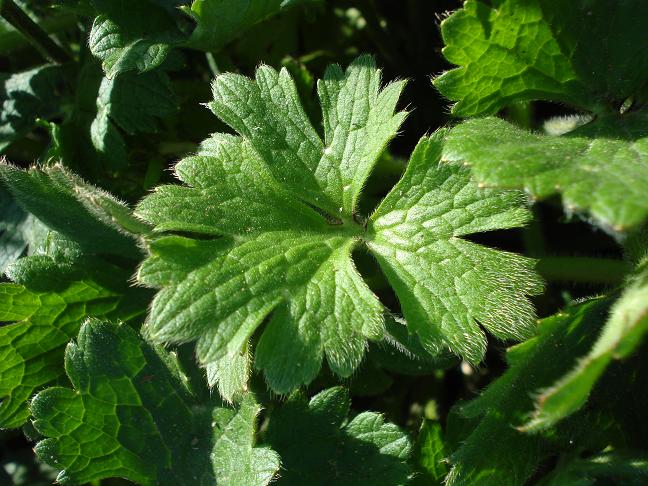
[88,0,184,77]
[184,0,321,51]
[0,255,149,429]
[368,133,543,363]
[266,386,411,485]
[136,58,538,393]
[446,298,611,485]
[0,65,67,150]
[31,320,279,485]
[443,115,648,231]
[435,0,648,116]
[524,253,648,431]
[0,163,146,258]
[436,1,648,230]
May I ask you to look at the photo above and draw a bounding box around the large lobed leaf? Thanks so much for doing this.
[436,0,648,231]
[136,57,541,393]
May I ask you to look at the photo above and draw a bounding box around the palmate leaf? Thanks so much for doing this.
[266,386,411,485]
[436,0,648,231]
[446,298,612,485]
[31,320,279,486]
[0,253,150,429]
[136,56,541,393]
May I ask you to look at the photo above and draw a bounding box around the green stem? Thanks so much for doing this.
[0,0,71,63]
[537,256,631,285]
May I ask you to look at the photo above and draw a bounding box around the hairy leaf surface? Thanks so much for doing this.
[443,115,648,231]
[437,0,648,230]
[136,58,540,392]
[0,163,146,258]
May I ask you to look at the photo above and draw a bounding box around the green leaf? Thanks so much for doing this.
[414,419,448,485]
[31,320,279,485]
[368,133,543,363]
[446,298,611,485]
[443,114,648,231]
[524,253,648,431]
[0,163,145,258]
[0,185,47,274]
[207,54,406,215]
[94,70,176,135]
[88,0,184,78]
[136,58,539,392]
[266,386,412,485]
[435,0,648,116]
[0,65,67,150]
[205,342,251,404]
[89,69,177,167]
[540,451,648,486]
[0,254,149,429]
[184,0,321,52]
[436,1,648,230]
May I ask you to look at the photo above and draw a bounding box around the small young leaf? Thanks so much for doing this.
[414,419,448,485]
[266,386,412,485]
[31,320,279,486]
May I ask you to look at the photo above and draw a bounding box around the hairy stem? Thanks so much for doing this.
[0,0,71,63]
